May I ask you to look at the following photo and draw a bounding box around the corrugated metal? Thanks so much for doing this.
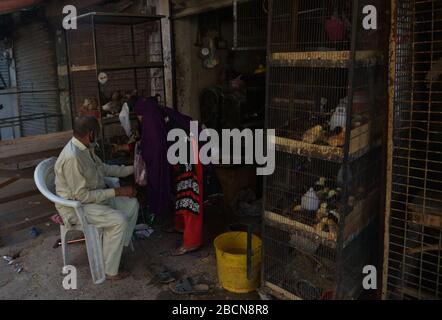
[0,42,10,88]
[14,22,60,136]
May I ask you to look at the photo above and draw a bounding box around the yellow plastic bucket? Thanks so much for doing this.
[213,231,262,293]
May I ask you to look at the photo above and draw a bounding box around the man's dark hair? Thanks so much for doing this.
[73,116,100,138]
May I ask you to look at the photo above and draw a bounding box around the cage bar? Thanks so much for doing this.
[263,0,388,299]
[233,0,268,50]
[384,0,442,300]
[66,12,165,160]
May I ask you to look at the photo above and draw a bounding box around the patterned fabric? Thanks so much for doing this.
[174,164,201,215]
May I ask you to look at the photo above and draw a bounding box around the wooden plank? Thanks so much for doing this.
[0,177,19,189]
[0,167,35,179]
[265,189,378,249]
[0,190,40,205]
[270,50,383,68]
[264,281,302,300]
[0,194,54,236]
[400,286,439,300]
[408,203,442,229]
[0,130,71,165]
[0,208,54,236]
[264,211,337,246]
[406,245,442,255]
[70,64,96,72]
[172,0,232,18]
[273,122,374,161]
[272,50,353,61]
[273,136,344,161]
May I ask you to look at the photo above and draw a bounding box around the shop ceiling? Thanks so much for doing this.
[172,0,232,19]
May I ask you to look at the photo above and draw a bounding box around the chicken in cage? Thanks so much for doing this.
[262,0,387,299]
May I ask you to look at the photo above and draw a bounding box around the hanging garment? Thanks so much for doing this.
[134,141,148,186]
[134,97,173,217]
[134,97,220,217]
[173,137,203,249]
[119,102,132,137]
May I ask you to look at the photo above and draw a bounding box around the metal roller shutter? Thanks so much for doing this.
[14,21,60,136]
[0,41,10,89]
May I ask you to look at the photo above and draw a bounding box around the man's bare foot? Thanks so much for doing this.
[106,270,130,281]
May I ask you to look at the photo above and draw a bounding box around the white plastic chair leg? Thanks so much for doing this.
[60,225,68,266]
[82,224,106,284]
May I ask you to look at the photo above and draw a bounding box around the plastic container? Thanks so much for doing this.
[214,232,262,293]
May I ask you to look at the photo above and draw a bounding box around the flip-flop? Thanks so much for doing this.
[162,226,184,234]
[148,263,175,284]
[170,246,200,256]
[169,277,210,295]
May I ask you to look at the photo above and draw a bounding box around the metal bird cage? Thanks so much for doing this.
[262,0,388,299]
[233,0,269,50]
[384,0,442,300]
[66,12,165,159]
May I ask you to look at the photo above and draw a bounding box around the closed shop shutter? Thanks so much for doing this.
[0,41,10,89]
[14,21,60,136]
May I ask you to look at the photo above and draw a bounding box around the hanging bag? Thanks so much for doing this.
[134,141,147,186]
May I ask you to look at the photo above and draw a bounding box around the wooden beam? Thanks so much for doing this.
[0,177,19,190]
[400,286,439,300]
[0,211,53,236]
[0,190,40,205]
[0,167,35,179]
[0,130,71,166]
[0,196,54,236]
[172,0,232,19]
[406,245,442,255]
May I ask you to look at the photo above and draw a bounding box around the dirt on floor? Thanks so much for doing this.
[0,202,262,300]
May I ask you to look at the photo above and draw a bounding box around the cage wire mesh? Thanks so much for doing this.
[233,0,269,50]
[385,0,442,300]
[66,13,165,159]
[263,0,387,299]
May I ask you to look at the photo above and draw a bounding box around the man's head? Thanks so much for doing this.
[73,116,100,147]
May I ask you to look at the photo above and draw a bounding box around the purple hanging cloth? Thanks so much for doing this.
[134,97,172,217]
[134,97,222,216]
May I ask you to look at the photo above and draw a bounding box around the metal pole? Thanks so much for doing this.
[335,0,360,300]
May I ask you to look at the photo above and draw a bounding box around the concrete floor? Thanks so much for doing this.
[0,203,261,300]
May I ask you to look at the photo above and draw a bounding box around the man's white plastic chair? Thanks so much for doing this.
[34,157,120,285]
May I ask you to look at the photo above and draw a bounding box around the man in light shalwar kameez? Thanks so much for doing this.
[54,116,139,280]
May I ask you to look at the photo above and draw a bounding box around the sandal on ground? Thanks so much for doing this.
[169,277,210,295]
[162,226,184,234]
[106,270,130,281]
[170,245,200,256]
[148,263,175,284]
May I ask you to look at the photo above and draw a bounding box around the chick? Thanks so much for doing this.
[302,125,323,144]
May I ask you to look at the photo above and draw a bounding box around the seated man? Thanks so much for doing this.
[54,116,139,281]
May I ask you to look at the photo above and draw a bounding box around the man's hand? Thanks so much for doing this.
[115,186,137,198]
